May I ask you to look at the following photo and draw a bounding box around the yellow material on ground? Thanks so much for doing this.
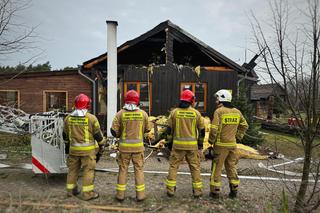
[236,143,268,160]
[144,116,169,143]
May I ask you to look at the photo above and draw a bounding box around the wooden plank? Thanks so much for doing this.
[204,66,233,72]
[0,201,143,212]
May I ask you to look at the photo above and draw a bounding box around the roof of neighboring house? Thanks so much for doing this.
[250,83,286,100]
[83,20,257,79]
[0,69,90,79]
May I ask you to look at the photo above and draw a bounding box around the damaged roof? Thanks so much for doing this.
[83,20,256,78]
[250,84,286,100]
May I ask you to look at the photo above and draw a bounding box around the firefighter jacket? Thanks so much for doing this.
[168,107,205,151]
[111,109,149,153]
[209,105,248,148]
[63,112,104,156]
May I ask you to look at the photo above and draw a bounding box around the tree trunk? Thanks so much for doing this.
[294,137,312,213]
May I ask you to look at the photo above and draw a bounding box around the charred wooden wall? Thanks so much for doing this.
[122,63,237,117]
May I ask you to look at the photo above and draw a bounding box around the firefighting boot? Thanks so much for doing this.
[166,186,176,197]
[81,191,99,201]
[193,189,203,198]
[67,187,79,197]
[209,187,220,199]
[116,190,125,202]
[136,191,146,202]
[228,184,238,199]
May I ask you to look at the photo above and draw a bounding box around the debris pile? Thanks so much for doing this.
[145,115,169,143]
[0,105,30,135]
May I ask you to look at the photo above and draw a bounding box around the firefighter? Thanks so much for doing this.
[111,90,150,202]
[166,89,205,198]
[63,93,105,201]
[208,89,248,199]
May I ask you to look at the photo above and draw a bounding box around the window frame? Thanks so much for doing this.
[180,82,207,112]
[43,90,68,112]
[123,82,152,114]
[0,90,20,108]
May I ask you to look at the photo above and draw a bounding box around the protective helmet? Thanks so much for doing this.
[74,93,91,109]
[180,89,195,103]
[125,90,140,105]
[215,89,232,102]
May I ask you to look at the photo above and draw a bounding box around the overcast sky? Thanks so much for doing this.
[2,0,306,75]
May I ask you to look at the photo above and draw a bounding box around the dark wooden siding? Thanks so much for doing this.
[123,63,237,117]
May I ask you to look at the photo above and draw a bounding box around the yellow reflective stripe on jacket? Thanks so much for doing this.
[166,179,176,187]
[191,118,196,138]
[176,117,180,138]
[221,114,240,125]
[192,181,203,189]
[84,126,89,143]
[82,185,94,192]
[66,183,76,190]
[230,179,240,185]
[116,184,126,191]
[135,184,145,192]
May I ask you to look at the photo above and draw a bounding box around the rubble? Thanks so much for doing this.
[0,105,30,135]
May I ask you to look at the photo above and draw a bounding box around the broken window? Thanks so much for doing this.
[124,82,152,114]
[44,91,67,112]
[0,90,19,108]
[180,82,207,112]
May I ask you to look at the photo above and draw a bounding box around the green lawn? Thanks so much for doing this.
[260,129,320,158]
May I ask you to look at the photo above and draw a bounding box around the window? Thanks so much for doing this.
[124,82,152,114]
[43,91,68,112]
[0,90,19,108]
[180,82,207,112]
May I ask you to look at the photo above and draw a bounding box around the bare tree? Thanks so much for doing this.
[0,0,39,65]
[250,0,320,212]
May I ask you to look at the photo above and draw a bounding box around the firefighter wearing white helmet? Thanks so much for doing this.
[208,89,248,199]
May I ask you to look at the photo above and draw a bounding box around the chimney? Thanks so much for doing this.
[106,20,118,137]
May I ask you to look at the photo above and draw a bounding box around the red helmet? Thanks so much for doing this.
[180,89,195,103]
[125,90,140,105]
[74,93,91,109]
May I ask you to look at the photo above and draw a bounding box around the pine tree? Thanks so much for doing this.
[233,83,264,147]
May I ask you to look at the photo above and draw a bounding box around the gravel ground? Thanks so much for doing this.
[0,149,313,212]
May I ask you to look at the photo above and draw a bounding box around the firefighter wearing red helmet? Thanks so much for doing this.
[63,93,105,200]
[208,89,248,199]
[110,90,150,202]
[165,89,205,198]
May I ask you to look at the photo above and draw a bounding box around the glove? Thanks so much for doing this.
[96,145,105,162]
[65,144,69,154]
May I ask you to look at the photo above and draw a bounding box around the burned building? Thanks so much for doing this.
[83,20,257,120]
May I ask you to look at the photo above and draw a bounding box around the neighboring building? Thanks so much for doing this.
[82,20,258,118]
[250,83,286,117]
[0,70,92,114]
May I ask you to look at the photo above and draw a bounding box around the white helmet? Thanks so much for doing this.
[215,89,232,102]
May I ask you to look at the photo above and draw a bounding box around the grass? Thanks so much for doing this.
[260,129,320,158]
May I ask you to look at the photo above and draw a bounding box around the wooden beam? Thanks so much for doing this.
[204,66,233,72]
[0,201,143,212]
[83,45,131,69]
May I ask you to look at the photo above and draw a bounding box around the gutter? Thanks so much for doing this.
[78,66,97,115]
